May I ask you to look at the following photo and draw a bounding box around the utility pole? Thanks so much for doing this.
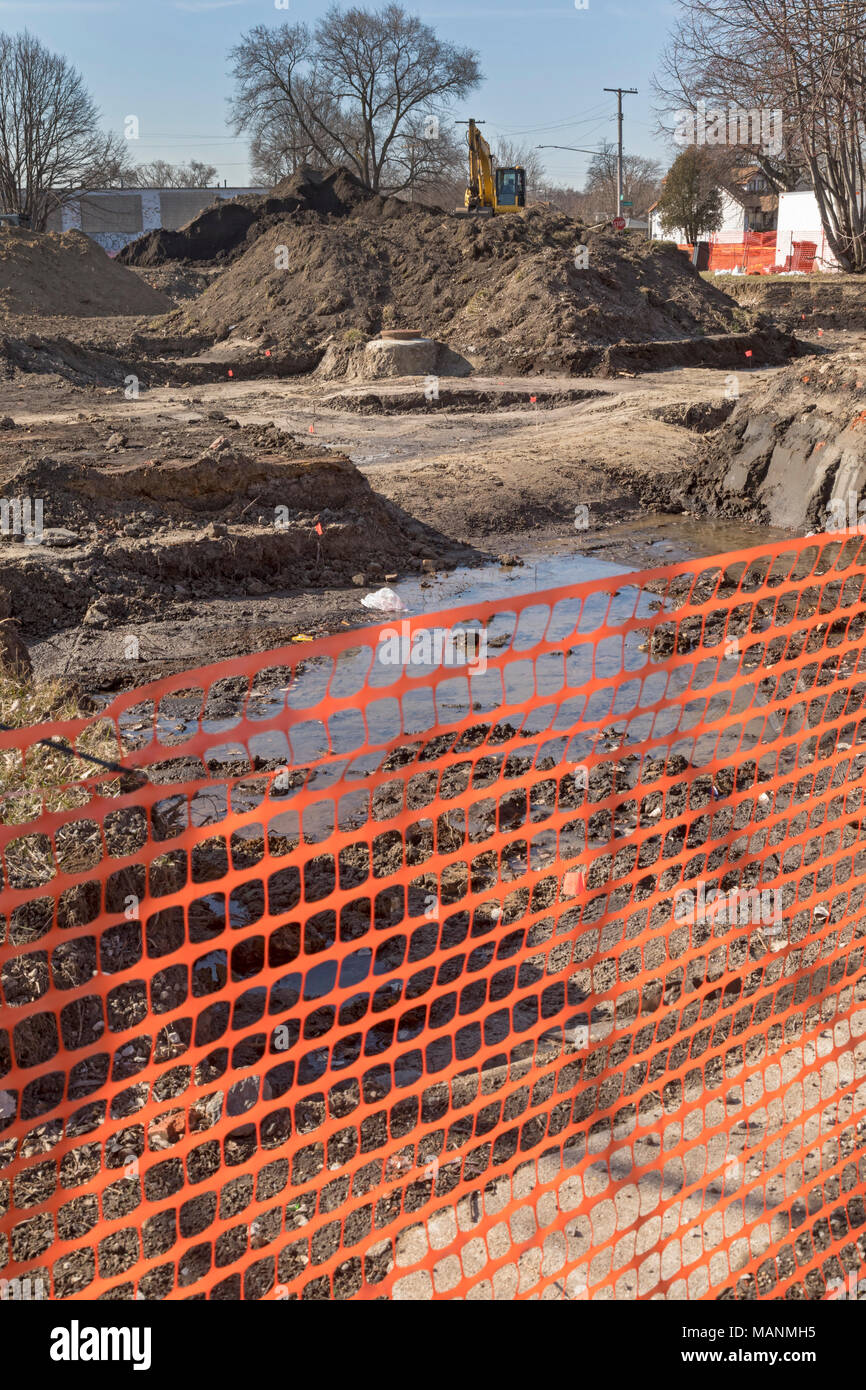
[603,87,638,220]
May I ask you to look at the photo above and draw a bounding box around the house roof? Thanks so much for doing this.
[720,181,778,213]
[728,164,764,184]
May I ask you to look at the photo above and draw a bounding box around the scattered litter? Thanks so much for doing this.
[563,867,586,896]
[361,587,406,612]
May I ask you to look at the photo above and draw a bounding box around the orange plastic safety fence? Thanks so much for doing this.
[2,534,866,1302]
[677,233,779,275]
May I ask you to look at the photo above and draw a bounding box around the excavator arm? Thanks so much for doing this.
[465,119,497,212]
[455,118,526,217]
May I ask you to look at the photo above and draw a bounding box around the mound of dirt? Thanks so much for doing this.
[157,180,775,375]
[117,167,372,268]
[128,263,222,302]
[688,347,866,528]
[0,333,132,387]
[0,415,475,645]
[0,227,171,318]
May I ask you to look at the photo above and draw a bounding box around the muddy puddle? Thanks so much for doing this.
[95,515,792,824]
[105,548,636,755]
[579,513,794,567]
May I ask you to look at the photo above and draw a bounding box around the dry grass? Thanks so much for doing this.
[0,673,123,838]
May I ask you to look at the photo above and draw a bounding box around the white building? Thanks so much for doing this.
[775,190,841,271]
[46,186,267,255]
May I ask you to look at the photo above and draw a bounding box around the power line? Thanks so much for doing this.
[493,104,614,138]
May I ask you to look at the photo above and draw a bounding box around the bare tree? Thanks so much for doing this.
[247,78,345,186]
[229,3,481,195]
[582,141,662,220]
[389,117,466,202]
[133,159,219,188]
[0,30,133,229]
[653,0,866,270]
[653,22,805,194]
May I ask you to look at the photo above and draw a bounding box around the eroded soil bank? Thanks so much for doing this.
[685,347,866,529]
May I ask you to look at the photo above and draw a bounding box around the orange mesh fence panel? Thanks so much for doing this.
[704,233,777,275]
[707,243,744,272]
[2,534,866,1302]
[791,242,819,274]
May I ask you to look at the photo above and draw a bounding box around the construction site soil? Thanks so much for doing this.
[0,365,792,691]
[117,168,789,378]
[0,226,171,318]
[690,346,866,529]
[0,170,859,694]
[3,543,863,1302]
[710,272,866,334]
[2,188,865,1304]
[0,410,475,676]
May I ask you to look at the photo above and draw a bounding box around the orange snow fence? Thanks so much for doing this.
[2,534,866,1301]
[679,232,779,275]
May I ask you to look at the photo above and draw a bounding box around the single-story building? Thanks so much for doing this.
[46,186,267,254]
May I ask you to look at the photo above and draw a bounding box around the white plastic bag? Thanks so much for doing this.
[361,586,406,612]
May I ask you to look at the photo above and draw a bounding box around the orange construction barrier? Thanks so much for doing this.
[679,232,779,275]
[2,534,866,1301]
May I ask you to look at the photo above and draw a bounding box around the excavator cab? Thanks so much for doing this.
[494,166,526,209]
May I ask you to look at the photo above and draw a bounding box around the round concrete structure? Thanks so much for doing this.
[363,336,438,378]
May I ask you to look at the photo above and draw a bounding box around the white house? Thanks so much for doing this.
[649,167,777,243]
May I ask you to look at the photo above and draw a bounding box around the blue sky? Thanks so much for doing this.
[1,0,678,185]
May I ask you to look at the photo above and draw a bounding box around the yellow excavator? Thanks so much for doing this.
[454,118,526,217]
